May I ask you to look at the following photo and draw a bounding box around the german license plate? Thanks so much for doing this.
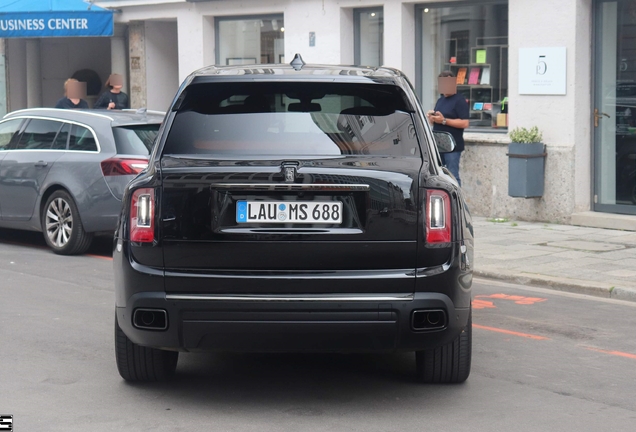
[236,201,343,224]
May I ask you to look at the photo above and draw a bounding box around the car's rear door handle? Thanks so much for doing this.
[34,161,48,168]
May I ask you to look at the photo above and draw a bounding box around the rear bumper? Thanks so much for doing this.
[116,291,470,353]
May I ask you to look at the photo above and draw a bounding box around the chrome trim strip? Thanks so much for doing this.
[210,183,370,191]
[4,108,115,121]
[0,115,102,153]
[164,269,415,279]
[165,294,414,302]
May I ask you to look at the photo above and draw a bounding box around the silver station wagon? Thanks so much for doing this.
[0,108,164,254]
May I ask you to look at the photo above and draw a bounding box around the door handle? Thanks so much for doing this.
[594,108,610,127]
[34,161,48,168]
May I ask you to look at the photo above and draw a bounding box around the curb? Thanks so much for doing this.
[474,269,622,299]
[611,287,636,302]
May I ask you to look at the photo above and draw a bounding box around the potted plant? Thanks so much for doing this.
[507,126,546,198]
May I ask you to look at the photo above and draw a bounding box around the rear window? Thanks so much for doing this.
[113,125,160,155]
[69,124,98,152]
[163,82,421,157]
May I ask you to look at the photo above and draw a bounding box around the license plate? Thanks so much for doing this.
[236,201,343,224]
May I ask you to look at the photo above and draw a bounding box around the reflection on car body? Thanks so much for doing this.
[0,108,164,254]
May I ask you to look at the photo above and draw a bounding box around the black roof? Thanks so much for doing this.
[189,62,407,85]
[194,64,403,77]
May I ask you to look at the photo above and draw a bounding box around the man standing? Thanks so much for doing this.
[427,71,470,186]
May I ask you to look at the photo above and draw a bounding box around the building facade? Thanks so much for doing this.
[4,0,636,228]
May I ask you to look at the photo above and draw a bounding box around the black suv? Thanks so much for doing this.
[113,55,474,383]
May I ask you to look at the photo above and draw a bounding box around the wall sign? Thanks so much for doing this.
[0,11,113,38]
[519,47,567,95]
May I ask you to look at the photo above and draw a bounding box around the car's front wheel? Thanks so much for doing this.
[115,314,179,382]
[41,190,93,255]
[415,310,472,383]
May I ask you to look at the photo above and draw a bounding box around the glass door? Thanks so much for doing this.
[594,0,636,214]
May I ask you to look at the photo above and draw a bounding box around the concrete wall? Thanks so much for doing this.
[145,20,179,111]
[7,39,27,112]
[461,138,576,224]
[128,22,147,109]
[0,40,6,116]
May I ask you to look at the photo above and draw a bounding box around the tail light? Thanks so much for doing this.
[101,158,149,176]
[426,189,451,243]
[130,188,155,243]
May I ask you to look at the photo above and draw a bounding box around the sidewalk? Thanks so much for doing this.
[472,216,636,302]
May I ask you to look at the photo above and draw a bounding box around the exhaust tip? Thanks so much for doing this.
[411,309,447,331]
[133,309,168,330]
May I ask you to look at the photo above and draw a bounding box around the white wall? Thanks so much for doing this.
[145,21,179,111]
[509,0,592,212]
[113,0,417,80]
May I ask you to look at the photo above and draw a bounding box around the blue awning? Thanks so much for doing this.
[0,0,113,38]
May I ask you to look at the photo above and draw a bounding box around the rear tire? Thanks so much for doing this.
[415,310,472,383]
[115,314,179,382]
[41,190,93,255]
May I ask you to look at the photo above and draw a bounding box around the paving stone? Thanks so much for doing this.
[544,250,593,259]
[544,240,626,252]
[471,216,636,300]
[604,269,636,278]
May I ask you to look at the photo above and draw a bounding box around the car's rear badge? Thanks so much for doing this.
[280,162,299,183]
[284,166,296,182]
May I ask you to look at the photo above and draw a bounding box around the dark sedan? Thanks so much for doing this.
[114,56,474,384]
[0,108,164,254]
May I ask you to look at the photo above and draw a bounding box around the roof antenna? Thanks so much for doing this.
[290,53,305,71]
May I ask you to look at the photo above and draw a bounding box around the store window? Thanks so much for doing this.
[216,15,285,66]
[417,2,509,131]
[355,8,383,67]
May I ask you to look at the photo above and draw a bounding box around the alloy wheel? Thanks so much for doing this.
[45,197,73,248]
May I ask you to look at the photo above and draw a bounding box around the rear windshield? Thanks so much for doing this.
[113,124,160,155]
[162,82,421,157]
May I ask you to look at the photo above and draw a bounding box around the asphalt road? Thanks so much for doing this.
[1,228,636,431]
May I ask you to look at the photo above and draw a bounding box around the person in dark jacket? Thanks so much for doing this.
[94,73,130,110]
[55,79,89,109]
[427,71,470,186]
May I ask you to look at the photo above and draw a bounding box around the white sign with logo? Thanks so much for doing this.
[519,47,567,95]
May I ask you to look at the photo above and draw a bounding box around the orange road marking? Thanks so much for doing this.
[86,254,113,261]
[472,299,497,309]
[474,294,547,307]
[585,347,636,360]
[473,324,550,340]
